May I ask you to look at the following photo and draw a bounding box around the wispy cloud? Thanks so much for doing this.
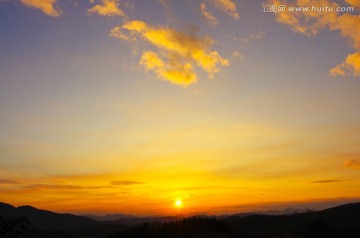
[269,0,360,78]
[20,0,62,16]
[345,159,360,169]
[309,179,345,184]
[110,20,228,85]
[88,0,125,17]
[158,0,176,24]
[200,2,219,27]
[0,179,21,184]
[241,31,266,43]
[232,51,244,59]
[25,184,113,190]
[212,0,240,19]
[111,180,144,185]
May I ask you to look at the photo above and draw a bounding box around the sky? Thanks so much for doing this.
[0,0,360,216]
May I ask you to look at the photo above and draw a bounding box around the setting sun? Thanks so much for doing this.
[175,199,182,208]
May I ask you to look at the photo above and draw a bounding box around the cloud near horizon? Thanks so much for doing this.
[309,179,345,184]
[24,184,114,190]
[0,179,21,184]
[20,0,62,16]
[88,0,125,17]
[110,20,229,85]
[345,159,360,169]
[111,180,144,185]
[269,0,360,78]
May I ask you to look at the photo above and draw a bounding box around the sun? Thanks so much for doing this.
[175,199,182,208]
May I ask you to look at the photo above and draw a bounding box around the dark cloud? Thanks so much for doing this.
[111,180,144,186]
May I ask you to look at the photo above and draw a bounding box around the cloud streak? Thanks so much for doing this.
[269,0,360,78]
[111,180,144,185]
[0,179,21,184]
[20,0,62,16]
[309,179,345,184]
[111,20,228,85]
[241,31,266,43]
[200,2,219,27]
[24,184,114,190]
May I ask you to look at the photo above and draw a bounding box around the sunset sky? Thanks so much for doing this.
[1,0,360,216]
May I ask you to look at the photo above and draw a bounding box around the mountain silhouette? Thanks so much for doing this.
[0,202,95,230]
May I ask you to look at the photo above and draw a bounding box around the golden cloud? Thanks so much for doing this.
[140,51,197,85]
[269,0,360,78]
[201,2,219,27]
[330,52,360,77]
[111,20,228,85]
[20,0,62,16]
[88,0,124,17]
[213,0,240,19]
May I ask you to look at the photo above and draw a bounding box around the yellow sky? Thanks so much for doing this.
[0,0,360,215]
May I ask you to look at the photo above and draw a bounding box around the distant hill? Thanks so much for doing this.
[0,202,95,230]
